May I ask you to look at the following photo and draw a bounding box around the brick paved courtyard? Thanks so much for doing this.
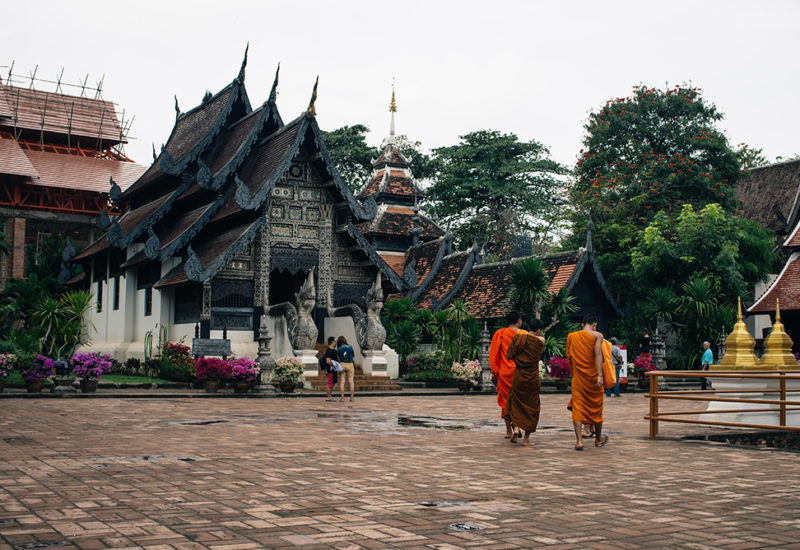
[1,393,798,549]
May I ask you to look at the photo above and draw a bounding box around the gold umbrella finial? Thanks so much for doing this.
[714,296,761,370]
[761,298,796,369]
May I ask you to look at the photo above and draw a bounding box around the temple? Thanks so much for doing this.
[0,68,145,286]
[72,55,622,371]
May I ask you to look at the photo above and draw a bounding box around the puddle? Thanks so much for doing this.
[418,501,472,508]
[449,522,485,532]
[171,419,228,426]
[89,455,197,463]
[14,543,68,549]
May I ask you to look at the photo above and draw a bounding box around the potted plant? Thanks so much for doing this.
[195,357,228,393]
[20,354,55,393]
[70,352,113,393]
[451,359,482,392]
[274,356,303,393]
[0,353,14,393]
[548,356,570,390]
[228,357,258,393]
[632,356,656,391]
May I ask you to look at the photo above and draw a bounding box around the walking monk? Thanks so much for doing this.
[490,311,523,439]
[505,318,545,446]
[566,314,608,450]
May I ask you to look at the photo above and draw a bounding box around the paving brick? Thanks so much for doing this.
[0,394,798,548]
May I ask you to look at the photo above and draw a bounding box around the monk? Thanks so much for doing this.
[490,311,523,438]
[505,318,545,446]
[566,314,608,450]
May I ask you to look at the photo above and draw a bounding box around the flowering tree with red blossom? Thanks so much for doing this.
[567,85,764,300]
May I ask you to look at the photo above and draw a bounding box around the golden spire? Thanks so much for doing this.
[713,297,761,370]
[760,298,798,369]
[388,80,397,144]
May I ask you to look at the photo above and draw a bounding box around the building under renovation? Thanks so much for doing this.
[0,65,145,286]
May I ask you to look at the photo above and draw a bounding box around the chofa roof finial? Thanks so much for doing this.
[174,94,180,118]
[238,42,249,82]
[269,62,280,103]
[305,76,319,119]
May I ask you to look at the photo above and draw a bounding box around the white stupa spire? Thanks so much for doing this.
[388,80,397,145]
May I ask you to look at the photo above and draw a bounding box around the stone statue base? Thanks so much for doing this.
[295,349,321,389]
[255,358,277,394]
[52,376,77,393]
[362,350,388,377]
[480,368,495,393]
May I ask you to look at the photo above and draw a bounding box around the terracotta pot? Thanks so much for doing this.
[80,379,99,393]
[457,380,472,392]
[279,380,296,393]
[233,381,251,394]
[25,380,43,393]
[203,380,220,393]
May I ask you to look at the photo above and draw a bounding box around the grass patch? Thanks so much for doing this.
[3,373,175,385]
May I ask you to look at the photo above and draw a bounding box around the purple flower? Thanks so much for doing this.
[70,352,113,380]
[21,355,55,381]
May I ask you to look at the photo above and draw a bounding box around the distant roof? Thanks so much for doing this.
[0,82,124,143]
[737,159,800,236]
[749,251,800,313]
[355,204,442,240]
[22,148,145,193]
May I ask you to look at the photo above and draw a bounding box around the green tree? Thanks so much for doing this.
[322,124,380,193]
[431,130,568,259]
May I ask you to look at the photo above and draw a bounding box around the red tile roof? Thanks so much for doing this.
[154,262,188,288]
[448,251,582,320]
[0,137,38,177]
[378,252,406,276]
[0,83,124,143]
[783,219,800,248]
[22,149,145,193]
[749,252,800,313]
[355,204,443,240]
[415,250,472,309]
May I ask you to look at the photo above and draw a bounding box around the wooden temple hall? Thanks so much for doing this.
[72,52,621,370]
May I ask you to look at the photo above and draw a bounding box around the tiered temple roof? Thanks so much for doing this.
[74,57,432,293]
[749,217,800,314]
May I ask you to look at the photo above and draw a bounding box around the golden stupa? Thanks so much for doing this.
[712,297,761,370]
[760,299,797,369]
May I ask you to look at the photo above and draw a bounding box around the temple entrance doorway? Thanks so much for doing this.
[269,269,307,305]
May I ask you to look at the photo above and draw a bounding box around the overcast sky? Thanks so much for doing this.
[3,0,799,171]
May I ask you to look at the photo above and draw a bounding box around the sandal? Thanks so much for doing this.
[595,434,609,447]
[574,445,584,451]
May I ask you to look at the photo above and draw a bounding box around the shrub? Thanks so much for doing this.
[156,341,195,382]
[0,341,18,355]
[195,357,228,381]
[402,352,453,382]
[228,357,258,383]
[548,356,570,379]
[70,352,113,380]
[451,359,482,381]
[124,357,142,375]
[274,356,303,382]
[21,354,55,381]
[0,352,16,378]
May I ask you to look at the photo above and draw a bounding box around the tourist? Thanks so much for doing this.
[505,318,545,447]
[639,329,651,360]
[605,337,624,398]
[490,311,523,439]
[566,314,608,450]
[320,337,340,402]
[337,336,356,402]
[700,341,713,391]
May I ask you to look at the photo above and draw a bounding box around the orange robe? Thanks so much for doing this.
[490,327,519,416]
[566,329,604,424]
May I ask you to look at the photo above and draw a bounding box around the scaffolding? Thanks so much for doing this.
[0,62,134,161]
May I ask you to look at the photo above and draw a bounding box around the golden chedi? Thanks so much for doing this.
[760,299,798,369]
[712,297,760,370]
